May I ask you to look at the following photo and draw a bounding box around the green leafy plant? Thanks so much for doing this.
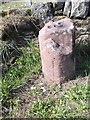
[75,41,90,77]
[81,59,90,76]
[1,42,20,65]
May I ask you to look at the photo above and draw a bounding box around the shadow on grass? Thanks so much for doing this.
[75,41,90,77]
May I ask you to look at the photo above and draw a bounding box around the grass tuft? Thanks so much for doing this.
[2,40,41,113]
[29,84,89,118]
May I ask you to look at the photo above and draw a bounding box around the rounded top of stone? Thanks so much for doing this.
[39,18,74,35]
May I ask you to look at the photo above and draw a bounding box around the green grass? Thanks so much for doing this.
[2,40,41,107]
[1,39,90,118]
[26,41,90,118]
[82,58,90,76]
[0,1,26,11]
[29,84,89,119]
[75,41,90,77]
[1,4,90,117]
[0,0,56,12]
[1,41,90,118]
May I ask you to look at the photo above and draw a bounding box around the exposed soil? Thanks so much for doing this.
[1,15,40,43]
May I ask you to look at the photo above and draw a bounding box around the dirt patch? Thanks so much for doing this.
[1,15,40,44]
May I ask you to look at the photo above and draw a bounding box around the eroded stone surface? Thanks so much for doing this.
[39,18,75,85]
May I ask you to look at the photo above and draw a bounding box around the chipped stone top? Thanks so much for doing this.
[39,18,75,55]
[39,18,74,39]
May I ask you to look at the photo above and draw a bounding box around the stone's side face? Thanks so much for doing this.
[39,18,75,85]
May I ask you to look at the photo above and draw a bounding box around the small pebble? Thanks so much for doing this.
[31,86,36,90]
[41,87,46,92]
[40,82,44,86]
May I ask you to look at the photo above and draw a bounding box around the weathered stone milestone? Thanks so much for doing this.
[39,18,75,85]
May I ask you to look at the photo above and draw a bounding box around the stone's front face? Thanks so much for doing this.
[39,18,75,85]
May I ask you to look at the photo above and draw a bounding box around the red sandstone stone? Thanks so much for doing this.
[39,18,75,85]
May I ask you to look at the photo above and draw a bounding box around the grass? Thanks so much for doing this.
[0,1,90,118]
[1,40,41,114]
[75,40,90,77]
[29,84,89,118]
[1,39,90,118]
[0,1,26,11]
[82,58,90,76]
[0,0,57,12]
